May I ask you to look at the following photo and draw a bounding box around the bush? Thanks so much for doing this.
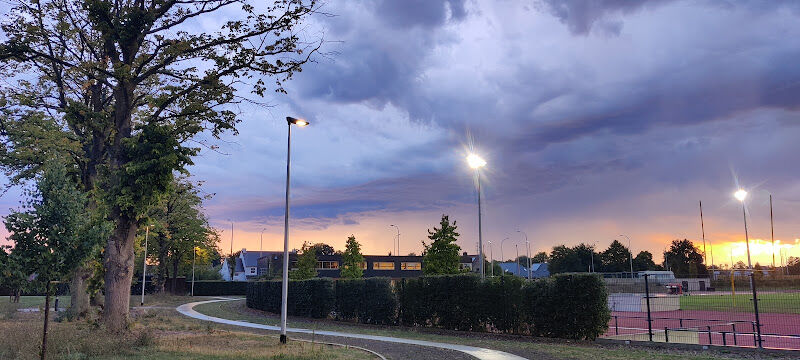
[247,273,609,340]
[192,281,247,296]
[525,274,609,340]
[248,279,334,318]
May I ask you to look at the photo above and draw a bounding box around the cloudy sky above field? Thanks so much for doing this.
[4,0,800,265]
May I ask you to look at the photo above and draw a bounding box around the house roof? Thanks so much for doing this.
[499,263,528,275]
[234,257,244,273]
[240,250,280,267]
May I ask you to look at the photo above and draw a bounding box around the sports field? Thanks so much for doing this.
[680,292,800,314]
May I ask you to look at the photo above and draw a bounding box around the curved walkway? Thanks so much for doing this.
[177,298,528,360]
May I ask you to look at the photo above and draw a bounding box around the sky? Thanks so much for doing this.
[3,0,800,267]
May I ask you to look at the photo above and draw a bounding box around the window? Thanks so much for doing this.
[459,263,473,270]
[316,261,339,269]
[401,262,421,270]
[361,261,367,269]
[373,262,396,270]
[249,267,256,274]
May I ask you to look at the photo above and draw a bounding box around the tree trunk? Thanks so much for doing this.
[171,257,179,294]
[67,265,92,319]
[40,281,51,360]
[102,215,137,332]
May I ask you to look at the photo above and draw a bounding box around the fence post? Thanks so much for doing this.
[644,274,653,342]
[707,325,712,345]
[749,273,763,348]
[664,327,669,343]
[732,323,737,345]
[614,315,619,335]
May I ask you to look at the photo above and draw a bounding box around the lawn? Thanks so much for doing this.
[0,296,370,360]
[680,292,800,314]
[195,299,797,360]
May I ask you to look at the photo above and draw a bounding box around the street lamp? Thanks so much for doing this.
[620,234,634,278]
[140,224,154,306]
[226,219,234,256]
[467,153,486,279]
[590,242,596,273]
[487,241,494,277]
[500,237,510,264]
[260,228,267,253]
[280,116,309,344]
[191,243,196,297]
[390,224,400,256]
[518,230,531,279]
[734,189,753,269]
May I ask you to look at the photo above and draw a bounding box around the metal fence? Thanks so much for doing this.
[600,272,800,350]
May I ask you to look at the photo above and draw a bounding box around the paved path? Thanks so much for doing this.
[177,298,528,360]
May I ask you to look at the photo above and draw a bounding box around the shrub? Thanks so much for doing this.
[525,273,610,340]
[248,279,334,318]
[192,281,247,296]
[247,273,608,340]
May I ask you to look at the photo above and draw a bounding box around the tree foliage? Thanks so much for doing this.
[307,242,335,257]
[422,215,462,275]
[0,0,320,329]
[600,240,631,273]
[548,243,594,274]
[290,242,317,280]
[663,239,707,276]
[340,235,364,279]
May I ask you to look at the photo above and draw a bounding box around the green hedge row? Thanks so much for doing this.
[247,278,395,323]
[192,281,248,296]
[246,273,609,340]
[247,278,334,318]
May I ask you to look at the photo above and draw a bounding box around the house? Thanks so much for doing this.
[498,262,549,278]
[254,251,480,279]
[218,258,232,281]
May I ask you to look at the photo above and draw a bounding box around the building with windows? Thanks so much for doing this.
[252,251,480,280]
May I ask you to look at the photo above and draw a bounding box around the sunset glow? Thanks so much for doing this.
[712,238,800,268]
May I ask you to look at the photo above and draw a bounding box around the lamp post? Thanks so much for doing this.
[191,243,196,297]
[390,224,400,256]
[515,244,520,277]
[487,241,494,277]
[590,242,596,273]
[226,219,234,256]
[280,116,309,344]
[500,237,510,264]
[517,230,531,279]
[770,194,775,268]
[620,234,634,278]
[260,228,267,253]
[140,224,153,306]
[734,189,753,269]
[467,153,487,279]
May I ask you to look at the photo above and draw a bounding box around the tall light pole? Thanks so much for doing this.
[191,242,196,297]
[390,224,400,256]
[517,230,531,279]
[770,194,775,268]
[500,237,510,264]
[734,189,753,269]
[620,234,634,278]
[515,244,520,276]
[260,228,267,253]
[699,201,707,265]
[280,116,309,344]
[467,153,487,279]
[227,219,234,255]
[590,242,596,273]
[140,224,153,306]
[487,241,494,277]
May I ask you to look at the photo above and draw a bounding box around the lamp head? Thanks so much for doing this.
[287,116,310,127]
[466,153,486,169]
[734,189,748,202]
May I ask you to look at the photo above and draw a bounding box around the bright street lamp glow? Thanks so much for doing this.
[295,120,309,127]
[467,153,486,169]
[734,189,748,202]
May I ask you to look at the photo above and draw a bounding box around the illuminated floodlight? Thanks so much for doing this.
[734,189,748,202]
[467,153,487,169]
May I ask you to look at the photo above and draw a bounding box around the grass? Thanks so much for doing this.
[0,296,370,360]
[680,292,800,314]
[195,299,796,360]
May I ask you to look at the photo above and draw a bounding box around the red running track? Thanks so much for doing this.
[604,310,800,350]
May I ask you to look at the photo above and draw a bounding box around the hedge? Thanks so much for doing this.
[248,278,334,318]
[247,273,609,340]
[191,281,248,296]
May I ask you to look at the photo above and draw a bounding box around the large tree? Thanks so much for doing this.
[663,239,707,276]
[600,240,632,273]
[340,235,364,279]
[290,242,317,280]
[422,215,462,275]
[0,0,319,330]
[633,251,658,271]
[548,243,594,274]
